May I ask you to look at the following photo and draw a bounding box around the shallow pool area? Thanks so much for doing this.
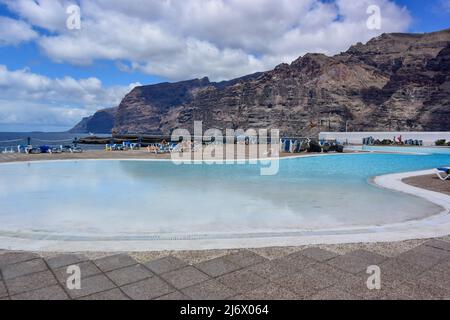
[1,152,449,244]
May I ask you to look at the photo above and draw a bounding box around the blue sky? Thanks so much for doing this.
[0,0,448,132]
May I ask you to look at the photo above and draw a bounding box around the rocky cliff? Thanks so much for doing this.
[71,29,450,136]
[69,107,117,133]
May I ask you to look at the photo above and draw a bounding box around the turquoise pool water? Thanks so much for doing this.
[0,153,449,238]
[346,145,450,155]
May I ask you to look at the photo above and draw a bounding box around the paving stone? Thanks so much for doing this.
[161,266,210,289]
[348,250,387,265]
[302,263,350,287]
[45,254,88,269]
[1,259,48,280]
[66,274,116,299]
[247,259,300,281]
[156,291,191,300]
[397,247,444,269]
[11,285,69,300]
[277,251,317,271]
[242,283,298,300]
[0,252,39,267]
[335,272,400,300]
[94,254,138,272]
[432,257,450,275]
[144,256,188,274]
[106,264,153,286]
[223,250,266,268]
[418,269,450,291]
[299,248,339,262]
[121,277,174,300]
[195,257,241,278]
[5,270,57,295]
[54,261,102,284]
[327,252,382,274]
[182,279,235,300]
[216,269,267,295]
[0,281,7,298]
[80,288,129,300]
[310,286,359,300]
[380,293,413,300]
[274,273,321,299]
[424,239,450,252]
[378,258,427,282]
[393,280,450,300]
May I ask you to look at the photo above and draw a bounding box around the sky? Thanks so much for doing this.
[0,0,449,132]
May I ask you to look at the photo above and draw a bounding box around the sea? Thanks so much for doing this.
[0,132,110,151]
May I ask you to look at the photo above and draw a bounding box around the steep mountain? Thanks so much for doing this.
[69,107,117,133]
[70,28,450,136]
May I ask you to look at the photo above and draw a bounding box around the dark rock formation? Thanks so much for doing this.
[69,107,117,133]
[71,28,450,136]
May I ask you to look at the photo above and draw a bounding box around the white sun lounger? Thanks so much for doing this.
[436,168,450,181]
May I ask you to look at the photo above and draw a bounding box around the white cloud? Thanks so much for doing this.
[0,65,140,128]
[0,16,37,45]
[1,0,412,81]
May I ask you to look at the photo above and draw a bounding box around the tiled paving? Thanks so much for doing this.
[0,240,449,300]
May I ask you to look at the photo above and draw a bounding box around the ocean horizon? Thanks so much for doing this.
[0,132,110,149]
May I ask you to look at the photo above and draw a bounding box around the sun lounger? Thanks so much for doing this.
[436,167,450,181]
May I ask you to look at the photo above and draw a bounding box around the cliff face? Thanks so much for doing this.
[69,107,117,133]
[72,29,450,136]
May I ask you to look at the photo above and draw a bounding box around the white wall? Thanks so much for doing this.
[319,132,450,146]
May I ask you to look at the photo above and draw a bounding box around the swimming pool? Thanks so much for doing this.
[0,152,449,247]
[346,145,450,155]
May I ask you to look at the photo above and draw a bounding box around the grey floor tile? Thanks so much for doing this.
[379,258,426,282]
[5,270,57,295]
[310,286,359,300]
[216,269,267,295]
[156,291,191,300]
[327,254,377,274]
[277,251,317,272]
[397,249,443,269]
[1,259,48,280]
[144,256,188,274]
[106,264,153,286]
[11,285,69,300]
[348,250,387,265]
[54,261,102,284]
[161,266,210,289]
[418,269,450,291]
[274,273,321,299]
[0,281,7,298]
[394,279,450,300]
[66,274,116,299]
[45,254,88,269]
[182,279,235,300]
[335,272,399,300]
[80,288,129,300]
[247,259,300,281]
[0,252,39,268]
[121,277,174,300]
[223,250,266,268]
[303,263,350,287]
[243,283,298,300]
[299,248,339,262]
[195,257,241,278]
[94,254,138,272]
[424,239,450,252]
